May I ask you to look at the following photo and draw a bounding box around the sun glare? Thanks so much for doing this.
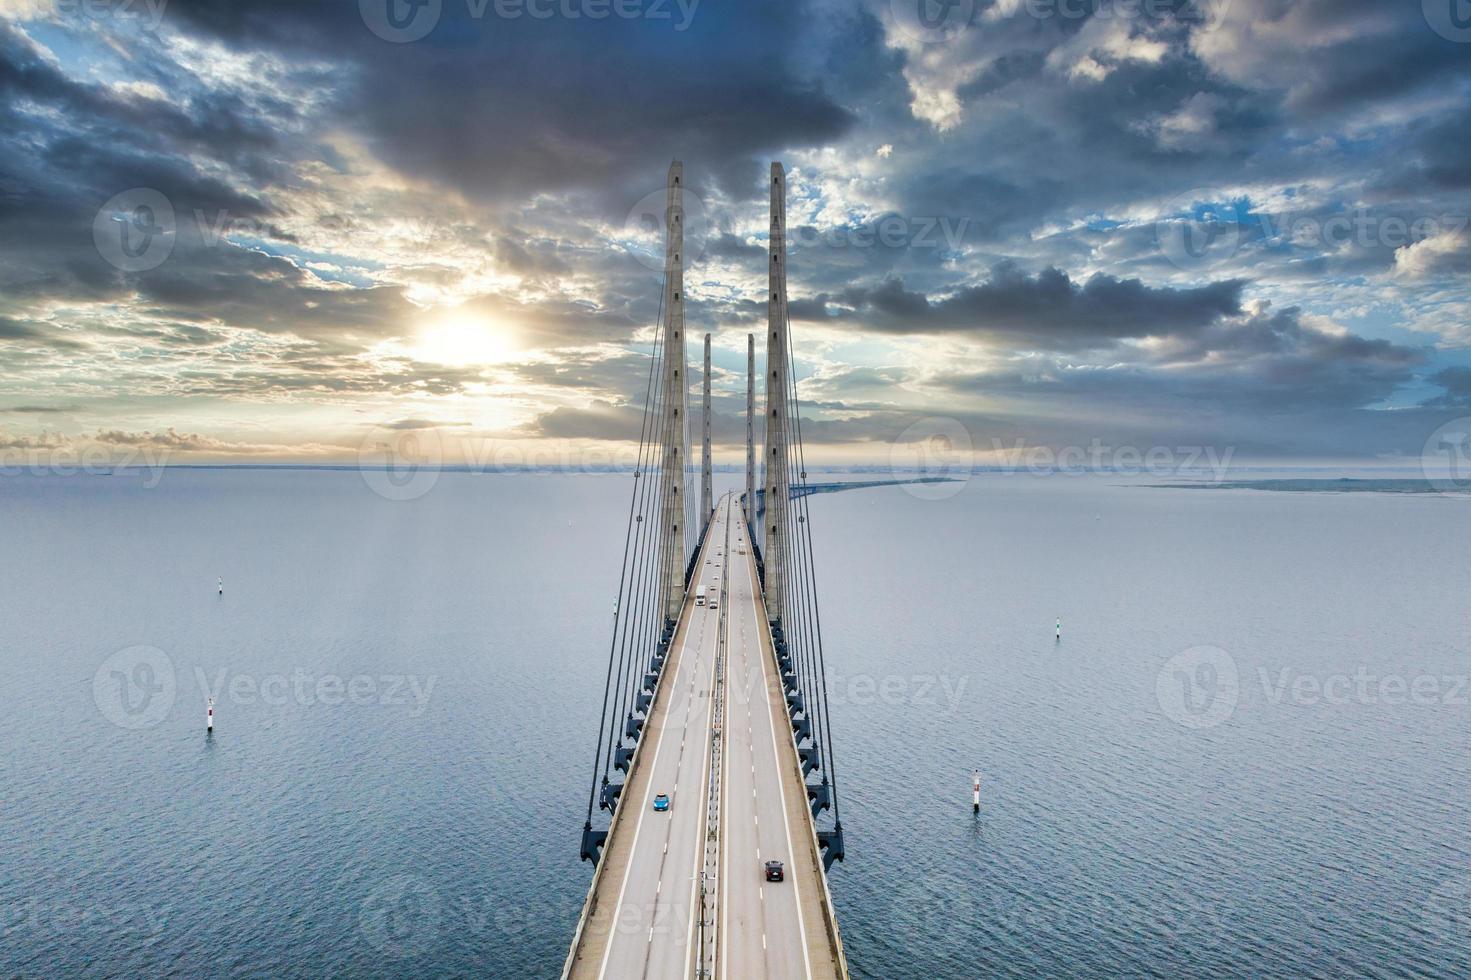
[413,315,518,366]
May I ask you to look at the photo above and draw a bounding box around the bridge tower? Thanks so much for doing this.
[659,161,690,625]
[745,332,755,529]
[701,333,713,527]
[763,162,789,625]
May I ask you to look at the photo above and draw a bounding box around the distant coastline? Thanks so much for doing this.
[1146,478,1469,495]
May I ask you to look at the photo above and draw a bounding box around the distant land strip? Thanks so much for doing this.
[1147,478,1469,494]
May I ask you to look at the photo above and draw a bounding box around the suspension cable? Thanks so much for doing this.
[585,282,667,823]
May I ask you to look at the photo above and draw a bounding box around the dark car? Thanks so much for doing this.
[764,860,784,882]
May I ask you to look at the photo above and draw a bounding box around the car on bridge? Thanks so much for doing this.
[653,793,670,811]
[764,860,784,882]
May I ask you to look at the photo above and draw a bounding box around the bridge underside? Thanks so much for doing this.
[564,496,846,980]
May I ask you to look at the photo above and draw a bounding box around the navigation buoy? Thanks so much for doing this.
[1055,618,1061,641]
[207,697,214,733]
[218,577,223,596]
[972,770,981,814]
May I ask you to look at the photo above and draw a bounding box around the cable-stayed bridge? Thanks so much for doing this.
[564,162,848,980]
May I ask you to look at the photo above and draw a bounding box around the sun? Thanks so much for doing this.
[413,314,518,366]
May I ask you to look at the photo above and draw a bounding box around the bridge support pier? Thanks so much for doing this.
[701,333,713,527]
[763,163,789,624]
[658,160,690,624]
[745,332,755,529]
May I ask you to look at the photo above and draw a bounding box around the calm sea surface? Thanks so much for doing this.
[2,469,1469,978]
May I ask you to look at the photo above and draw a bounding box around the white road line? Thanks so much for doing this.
[683,502,726,975]
[719,497,733,980]
[746,544,814,980]
[594,510,720,980]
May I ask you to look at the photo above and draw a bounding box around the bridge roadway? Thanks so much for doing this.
[565,494,844,979]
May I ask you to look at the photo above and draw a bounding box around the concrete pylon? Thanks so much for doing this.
[701,333,713,527]
[763,162,788,625]
[659,161,689,624]
[745,333,755,530]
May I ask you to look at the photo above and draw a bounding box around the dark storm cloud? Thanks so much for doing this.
[3,0,1468,461]
[795,265,1244,351]
[1421,367,1471,410]
[164,0,859,207]
[926,305,1424,413]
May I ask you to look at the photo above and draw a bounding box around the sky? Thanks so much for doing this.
[1,0,1469,470]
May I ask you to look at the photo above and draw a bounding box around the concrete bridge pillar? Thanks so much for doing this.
[745,333,755,529]
[660,160,690,624]
[701,333,713,527]
[763,162,788,625]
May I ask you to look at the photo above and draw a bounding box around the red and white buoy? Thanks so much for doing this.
[207,697,214,733]
[972,770,981,814]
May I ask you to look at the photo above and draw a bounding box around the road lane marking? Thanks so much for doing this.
[745,545,814,980]
[594,507,720,980]
[683,498,728,976]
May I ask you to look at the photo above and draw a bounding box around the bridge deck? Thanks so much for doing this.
[565,495,845,979]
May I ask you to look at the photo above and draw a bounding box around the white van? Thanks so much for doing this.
[695,585,706,606]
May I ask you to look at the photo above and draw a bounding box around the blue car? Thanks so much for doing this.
[653,793,670,812]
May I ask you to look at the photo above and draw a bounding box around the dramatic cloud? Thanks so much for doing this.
[0,0,1467,464]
